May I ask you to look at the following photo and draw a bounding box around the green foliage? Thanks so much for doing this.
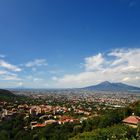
[0,115,28,140]
[70,124,136,140]
[0,130,9,140]
[1,99,140,140]
[73,125,82,134]
[129,101,140,116]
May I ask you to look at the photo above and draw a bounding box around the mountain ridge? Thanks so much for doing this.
[82,81,140,92]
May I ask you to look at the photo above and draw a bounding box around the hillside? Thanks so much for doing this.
[83,81,140,92]
[0,89,16,98]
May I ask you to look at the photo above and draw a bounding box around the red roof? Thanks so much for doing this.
[34,124,46,127]
[123,116,140,125]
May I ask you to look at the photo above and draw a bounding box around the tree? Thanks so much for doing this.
[0,130,9,140]
[73,125,82,134]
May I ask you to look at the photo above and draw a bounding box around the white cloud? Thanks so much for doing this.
[1,48,140,88]
[135,76,140,80]
[0,70,7,75]
[122,77,131,82]
[17,82,23,87]
[109,48,140,64]
[53,48,140,88]
[25,59,48,67]
[84,53,104,71]
[52,76,58,81]
[0,59,21,72]
[122,76,140,84]
[0,72,21,81]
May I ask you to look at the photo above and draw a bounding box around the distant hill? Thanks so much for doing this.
[83,81,140,92]
[0,89,16,98]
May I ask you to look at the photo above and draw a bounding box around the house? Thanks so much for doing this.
[31,123,46,130]
[44,119,57,125]
[122,115,140,128]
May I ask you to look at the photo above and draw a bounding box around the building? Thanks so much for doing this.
[45,119,57,125]
[123,115,140,128]
[31,123,46,130]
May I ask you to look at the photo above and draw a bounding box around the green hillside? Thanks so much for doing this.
[0,89,16,101]
[0,89,15,97]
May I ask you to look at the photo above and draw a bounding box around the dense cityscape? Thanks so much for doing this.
[0,87,140,139]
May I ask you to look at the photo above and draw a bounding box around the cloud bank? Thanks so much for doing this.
[53,48,140,88]
[0,48,140,88]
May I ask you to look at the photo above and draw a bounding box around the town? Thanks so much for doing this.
[1,89,140,131]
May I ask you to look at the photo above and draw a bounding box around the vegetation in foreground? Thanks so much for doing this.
[0,100,140,140]
[1,90,140,140]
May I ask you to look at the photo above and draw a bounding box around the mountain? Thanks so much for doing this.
[0,89,16,98]
[83,81,140,92]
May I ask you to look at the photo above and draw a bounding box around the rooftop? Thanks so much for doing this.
[123,115,140,125]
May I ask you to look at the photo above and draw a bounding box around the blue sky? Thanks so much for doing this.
[0,0,140,88]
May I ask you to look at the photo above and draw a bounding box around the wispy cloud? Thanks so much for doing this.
[0,71,21,81]
[3,75,21,81]
[25,59,48,67]
[84,53,105,71]
[0,70,8,75]
[17,82,23,87]
[0,59,21,72]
